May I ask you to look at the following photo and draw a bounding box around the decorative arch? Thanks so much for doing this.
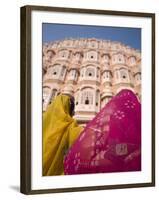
[102,70,112,82]
[86,50,98,60]
[43,85,51,90]
[85,67,95,77]
[80,86,94,90]
[119,67,129,81]
[101,53,111,62]
[58,49,70,58]
[61,65,66,77]
[73,51,83,58]
[112,52,126,64]
[80,87,94,105]
[47,64,61,77]
[46,49,56,60]
[134,72,141,84]
[128,55,137,66]
[47,49,56,55]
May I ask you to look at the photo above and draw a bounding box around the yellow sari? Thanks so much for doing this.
[43,94,83,176]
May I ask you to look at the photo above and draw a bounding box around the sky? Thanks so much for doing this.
[42,23,141,50]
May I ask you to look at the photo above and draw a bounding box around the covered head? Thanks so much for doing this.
[64,89,141,175]
[43,94,82,176]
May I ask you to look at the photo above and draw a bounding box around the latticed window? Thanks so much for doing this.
[81,89,94,105]
[120,69,128,79]
[74,52,80,60]
[50,65,60,76]
[61,66,66,76]
[103,71,111,80]
[118,54,125,63]
[49,89,57,104]
[68,69,77,80]
[87,51,97,60]
[135,73,141,83]
[106,71,110,78]
[47,50,55,60]
[43,87,51,104]
[71,69,76,76]
[129,56,136,65]
[59,50,69,58]
[102,54,109,62]
[85,67,95,77]
[112,53,125,64]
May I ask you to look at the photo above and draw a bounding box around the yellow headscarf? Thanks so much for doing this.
[43,94,83,176]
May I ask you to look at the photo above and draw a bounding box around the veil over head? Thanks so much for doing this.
[43,94,83,176]
[64,89,141,175]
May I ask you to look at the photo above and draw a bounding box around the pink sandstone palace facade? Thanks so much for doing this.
[42,38,141,125]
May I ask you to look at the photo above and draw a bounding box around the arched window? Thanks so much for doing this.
[61,66,66,76]
[81,88,94,105]
[85,67,95,77]
[68,69,77,81]
[87,50,98,60]
[120,68,128,80]
[129,56,136,66]
[102,54,110,63]
[102,71,111,82]
[49,89,57,104]
[85,98,89,105]
[47,64,60,76]
[52,65,59,76]
[43,86,51,104]
[58,50,69,58]
[73,52,81,60]
[46,50,55,60]
[118,54,125,63]
[135,72,141,84]
[112,53,125,65]
[121,70,127,79]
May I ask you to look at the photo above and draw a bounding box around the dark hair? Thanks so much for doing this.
[69,97,75,116]
[61,93,75,116]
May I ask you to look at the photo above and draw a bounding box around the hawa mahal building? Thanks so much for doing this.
[42,38,141,125]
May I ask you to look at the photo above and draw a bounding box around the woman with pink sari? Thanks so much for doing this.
[64,89,141,175]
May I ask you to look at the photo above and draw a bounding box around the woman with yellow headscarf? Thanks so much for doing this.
[43,94,83,176]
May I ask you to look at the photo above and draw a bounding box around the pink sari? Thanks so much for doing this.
[64,89,141,175]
